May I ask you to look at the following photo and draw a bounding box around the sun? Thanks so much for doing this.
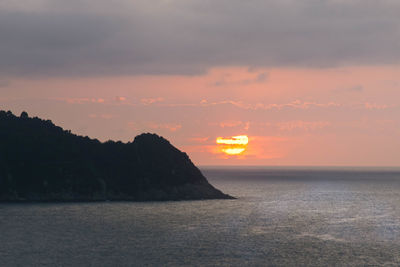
[216,135,249,155]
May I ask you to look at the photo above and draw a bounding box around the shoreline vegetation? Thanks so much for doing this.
[0,110,234,202]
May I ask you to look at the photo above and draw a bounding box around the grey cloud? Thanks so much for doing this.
[1,0,400,77]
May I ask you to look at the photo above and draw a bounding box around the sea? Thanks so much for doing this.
[1,167,400,266]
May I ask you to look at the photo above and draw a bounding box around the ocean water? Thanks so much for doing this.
[1,167,400,266]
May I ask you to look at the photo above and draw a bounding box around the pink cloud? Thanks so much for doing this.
[115,96,127,102]
[364,102,388,110]
[168,99,342,111]
[61,97,106,104]
[277,121,331,131]
[141,97,164,105]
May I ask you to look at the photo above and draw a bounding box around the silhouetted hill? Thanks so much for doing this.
[0,110,234,201]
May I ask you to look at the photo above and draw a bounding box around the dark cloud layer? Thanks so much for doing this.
[1,0,400,76]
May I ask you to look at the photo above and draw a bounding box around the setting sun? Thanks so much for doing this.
[216,135,249,155]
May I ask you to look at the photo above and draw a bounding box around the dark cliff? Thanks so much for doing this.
[0,110,233,201]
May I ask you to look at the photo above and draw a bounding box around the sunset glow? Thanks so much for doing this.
[2,1,400,264]
[221,148,246,155]
[0,1,399,166]
[216,135,249,155]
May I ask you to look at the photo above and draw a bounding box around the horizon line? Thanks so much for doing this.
[199,165,400,170]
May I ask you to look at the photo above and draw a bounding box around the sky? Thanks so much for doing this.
[1,0,399,166]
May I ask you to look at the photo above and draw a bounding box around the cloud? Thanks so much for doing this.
[214,71,268,86]
[210,120,250,130]
[255,72,268,83]
[277,121,331,131]
[1,0,400,77]
[198,99,341,110]
[141,97,164,105]
[364,102,388,110]
[115,96,127,102]
[61,97,105,104]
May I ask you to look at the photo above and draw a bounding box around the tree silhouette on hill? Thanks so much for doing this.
[0,110,233,201]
